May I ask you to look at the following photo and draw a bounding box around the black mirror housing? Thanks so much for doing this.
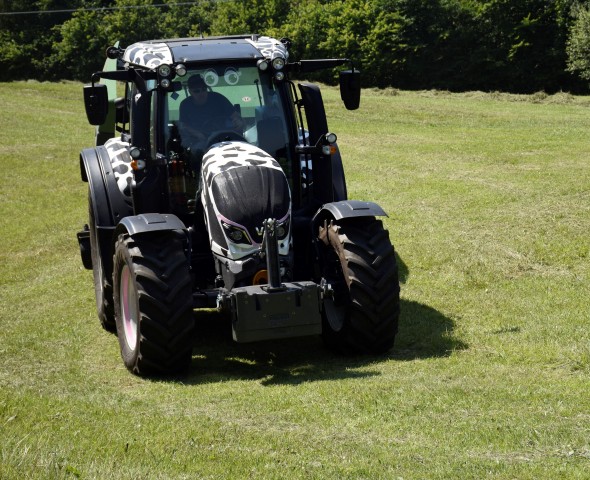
[83,83,108,125]
[339,70,361,110]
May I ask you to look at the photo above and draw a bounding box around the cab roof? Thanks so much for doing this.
[167,37,263,63]
[123,35,289,70]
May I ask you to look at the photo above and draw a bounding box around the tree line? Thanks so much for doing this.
[2,0,590,93]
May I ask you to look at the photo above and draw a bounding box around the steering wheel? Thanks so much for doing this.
[201,115,225,132]
[206,130,247,147]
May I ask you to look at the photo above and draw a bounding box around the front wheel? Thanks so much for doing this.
[319,217,400,354]
[113,231,194,375]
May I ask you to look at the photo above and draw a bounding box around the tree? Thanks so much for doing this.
[1,0,588,92]
[467,0,580,92]
[51,0,216,81]
[567,3,590,82]
[208,0,290,37]
[0,0,87,80]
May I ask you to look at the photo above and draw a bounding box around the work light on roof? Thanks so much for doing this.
[224,68,240,86]
[257,59,269,71]
[175,64,187,77]
[271,56,285,70]
[158,64,172,77]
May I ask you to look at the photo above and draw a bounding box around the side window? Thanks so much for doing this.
[126,83,135,139]
[150,91,158,160]
[164,88,184,156]
[166,87,184,124]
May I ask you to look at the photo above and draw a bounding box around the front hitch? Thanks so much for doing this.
[260,218,284,291]
[216,218,323,343]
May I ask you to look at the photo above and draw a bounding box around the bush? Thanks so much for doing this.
[567,4,590,82]
[0,0,587,92]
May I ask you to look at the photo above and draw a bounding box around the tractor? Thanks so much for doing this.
[77,35,400,375]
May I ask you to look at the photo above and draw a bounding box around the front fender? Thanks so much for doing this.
[114,213,187,238]
[313,200,387,229]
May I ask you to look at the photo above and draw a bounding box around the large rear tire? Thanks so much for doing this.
[88,193,116,333]
[319,217,400,354]
[113,231,194,375]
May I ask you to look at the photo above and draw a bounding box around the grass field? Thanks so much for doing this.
[1,81,589,479]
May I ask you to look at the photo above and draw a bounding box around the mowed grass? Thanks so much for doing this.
[1,81,589,479]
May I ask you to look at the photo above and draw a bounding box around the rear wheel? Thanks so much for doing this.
[319,217,400,354]
[88,193,116,332]
[113,231,194,375]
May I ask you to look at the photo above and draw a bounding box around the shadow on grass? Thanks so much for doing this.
[390,252,467,360]
[183,311,376,386]
[392,300,468,361]
[177,297,466,386]
[396,252,410,284]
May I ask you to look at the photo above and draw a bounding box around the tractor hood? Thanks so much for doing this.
[200,141,291,260]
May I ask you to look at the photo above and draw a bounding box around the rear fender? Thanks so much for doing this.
[80,146,132,226]
[81,145,133,280]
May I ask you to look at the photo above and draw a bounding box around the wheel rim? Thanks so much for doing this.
[120,265,139,350]
[323,296,347,332]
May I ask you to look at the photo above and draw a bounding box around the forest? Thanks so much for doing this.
[1,0,590,93]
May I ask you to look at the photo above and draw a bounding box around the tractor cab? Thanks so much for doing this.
[83,36,359,218]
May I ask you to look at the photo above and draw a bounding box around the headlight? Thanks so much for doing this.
[221,222,252,245]
[325,132,337,144]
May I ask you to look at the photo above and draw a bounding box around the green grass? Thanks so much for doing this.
[1,81,589,479]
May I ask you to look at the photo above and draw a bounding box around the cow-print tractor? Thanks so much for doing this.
[77,35,400,376]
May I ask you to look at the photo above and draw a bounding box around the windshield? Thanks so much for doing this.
[164,64,290,160]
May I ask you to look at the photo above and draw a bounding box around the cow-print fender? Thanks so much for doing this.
[104,137,133,206]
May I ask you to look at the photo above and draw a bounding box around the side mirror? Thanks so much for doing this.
[339,70,361,110]
[83,83,108,125]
